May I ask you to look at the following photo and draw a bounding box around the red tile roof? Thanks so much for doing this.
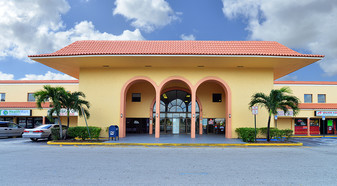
[29,41,324,58]
[275,81,337,85]
[0,102,51,108]
[0,80,78,84]
[299,103,337,109]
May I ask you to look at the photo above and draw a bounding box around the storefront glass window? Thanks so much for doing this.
[0,93,5,101]
[295,118,307,126]
[304,94,312,103]
[318,94,326,103]
[28,93,35,102]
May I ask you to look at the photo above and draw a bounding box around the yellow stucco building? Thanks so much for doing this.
[2,40,329,138]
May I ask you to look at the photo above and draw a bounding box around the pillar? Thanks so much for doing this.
[191,90,196,138]
[155,90,160,138]
[42,116,45,125]
[149,113,153,135]
[199,118,203,135]
[307,117,311,136]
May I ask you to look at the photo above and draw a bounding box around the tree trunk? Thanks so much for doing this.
[65,109,70,139]
[58,116,63,139]
[267,114,271,142]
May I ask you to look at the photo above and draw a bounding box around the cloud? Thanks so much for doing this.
[113,0,178,32]
[180,34,196,41]
[0,0,144,61]
[222,0,337,76]
[0,71,14,80]
[20,71,77,80]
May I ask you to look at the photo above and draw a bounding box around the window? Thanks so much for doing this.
[0,93,5,102]
[212,93,222,102]
[304,94,312,103]
[318,94,326,103]
[132,93,141,102]
[28,93,35,102]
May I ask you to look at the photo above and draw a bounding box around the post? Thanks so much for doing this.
[254,114,257,142]
[307,117,310,136]
[322,116,325,137]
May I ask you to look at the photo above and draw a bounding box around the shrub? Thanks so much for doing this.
[235,127,259,142]
[51,128,61,140]
[67,126,101,140]
[260,127,293,141]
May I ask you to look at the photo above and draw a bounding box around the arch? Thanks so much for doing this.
[159,76,194,93]
[194,77,232,138]
[120,76,158,138]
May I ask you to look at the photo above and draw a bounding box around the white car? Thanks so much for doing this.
[0,121,25,138]
[22,124,66,141]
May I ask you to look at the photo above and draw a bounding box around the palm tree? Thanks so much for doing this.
[60,91,90,129]
[249,87,300,141]
[34,85,67,139]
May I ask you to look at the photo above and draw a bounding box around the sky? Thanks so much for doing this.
[0,0,337,81]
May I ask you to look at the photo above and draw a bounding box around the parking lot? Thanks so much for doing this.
[1,137,337,185]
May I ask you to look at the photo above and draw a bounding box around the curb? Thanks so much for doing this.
[47,141,303,147]
[292,136,337,138]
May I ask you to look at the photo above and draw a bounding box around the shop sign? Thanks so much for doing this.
[51,109,79,116]
[277,110,293,116]
[315,111,337,117]
[0,109,31,116]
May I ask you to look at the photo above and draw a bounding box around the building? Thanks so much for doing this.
[1,80,336,137]
[24,40,327,138]
[0,80,79,128]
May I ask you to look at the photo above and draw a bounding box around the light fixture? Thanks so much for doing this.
[229,114,231,118]
[237,66,244,68]
[163,93,168,99]
[145,65,152,67]
[185,100,188,102]
[120,113,123,118]
[186,95,190,98]
[197,65,205,68]
[103,65,110,68]
[193,114,195,118]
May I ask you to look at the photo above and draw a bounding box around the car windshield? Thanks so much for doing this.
[35,125,52,129]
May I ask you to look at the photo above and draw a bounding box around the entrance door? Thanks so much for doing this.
[153,90,200,135]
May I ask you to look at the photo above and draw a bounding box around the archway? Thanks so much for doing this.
[152,88,201,135]
[195,77,232,138]
[120,77,157,138]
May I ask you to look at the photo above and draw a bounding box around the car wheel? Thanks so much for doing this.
[30,138,38,142]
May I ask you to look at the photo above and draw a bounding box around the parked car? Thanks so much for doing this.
[0,121,25,138]
[22,124,67,141]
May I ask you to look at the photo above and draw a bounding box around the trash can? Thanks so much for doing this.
[109,125,119,141]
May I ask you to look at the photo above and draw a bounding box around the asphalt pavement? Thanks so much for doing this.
[1,137,337,185]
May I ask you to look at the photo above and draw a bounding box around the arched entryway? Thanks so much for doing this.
[120,77,157,138]
[152,89,201,135]
[194,77,232,138]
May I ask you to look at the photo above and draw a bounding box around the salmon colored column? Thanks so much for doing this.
[149,112,153,135]
[155,90,160,138]
[191,89,196,138]
[307,117,311,136]
[42,116,45,125]
[199,118,203,135]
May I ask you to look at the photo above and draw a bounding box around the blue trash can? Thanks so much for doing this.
[109,125,119,141]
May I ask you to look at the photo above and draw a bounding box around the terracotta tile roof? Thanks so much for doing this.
[274,81,337,85]
[28,40,324,58]
[299,103,337,109]
[0,80,78,84]
[0,102,51,108]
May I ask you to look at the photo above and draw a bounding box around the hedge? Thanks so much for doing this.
[67,126,101,140]
[235,127,259,142]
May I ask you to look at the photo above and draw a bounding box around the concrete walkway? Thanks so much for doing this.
[104,134,245,144]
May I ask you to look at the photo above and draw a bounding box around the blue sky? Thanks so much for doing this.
[0,0,336,81]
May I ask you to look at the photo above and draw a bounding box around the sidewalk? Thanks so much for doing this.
[47,134,303,147]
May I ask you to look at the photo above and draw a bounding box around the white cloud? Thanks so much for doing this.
[222,0,337,76]
[0,0,144,61]
[113,0,178,32]
[0,71,14,80]
[180,34,196,41]
[20,71,77,80]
